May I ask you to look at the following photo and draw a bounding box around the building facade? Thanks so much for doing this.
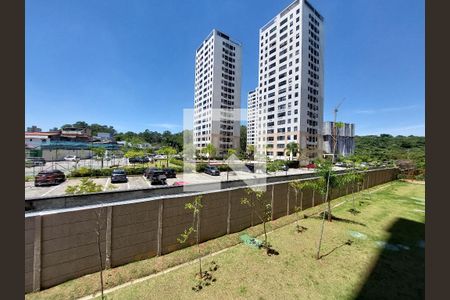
[322,122,355,157]
[254,0,324,161]
[193,29,242,156]
[246,89,258,146]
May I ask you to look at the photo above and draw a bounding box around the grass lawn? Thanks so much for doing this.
[26,181,425,300]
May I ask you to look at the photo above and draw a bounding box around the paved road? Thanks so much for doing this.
[25,168,320,199]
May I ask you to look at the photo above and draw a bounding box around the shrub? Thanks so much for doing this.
[66,178,103,194]
[169,159,184,167]
[123,167,147,175]
[415,174,425,181]
[196,163,208,172]
[397,174,407,180]
[285,160,300,168]
[217,164,231,172]
[169,165,184,173]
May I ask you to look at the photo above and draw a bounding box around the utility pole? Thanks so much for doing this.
[332,98,345,163]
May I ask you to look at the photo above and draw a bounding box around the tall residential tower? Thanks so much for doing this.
[255,0,324,161]
[246,89,258,147]
[193,29,242,156]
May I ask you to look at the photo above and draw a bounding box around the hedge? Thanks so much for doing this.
[69,165,184,177]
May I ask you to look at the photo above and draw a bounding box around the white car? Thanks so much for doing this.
[64,155,79,161]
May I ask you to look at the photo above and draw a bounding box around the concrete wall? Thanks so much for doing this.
[25,168,398,293]
[42,149,92,161]
[25,170,325,212]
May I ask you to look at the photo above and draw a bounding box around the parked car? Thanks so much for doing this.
[25,157,46,167]
[173,181,189,186]
[144,168,167,185]
[111,169,127,183]
[163,168,177,178]
[306,163,316,169]
[204,165,220,176]
[245,163,255,173]
[64,155,79,161]
[34,169,66,187]
[129,156,149,164]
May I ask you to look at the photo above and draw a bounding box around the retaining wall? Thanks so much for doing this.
[24,168,398,293]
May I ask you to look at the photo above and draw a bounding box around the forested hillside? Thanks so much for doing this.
[352,134,425,170]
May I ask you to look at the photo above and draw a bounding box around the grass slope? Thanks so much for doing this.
[26,181,425,300]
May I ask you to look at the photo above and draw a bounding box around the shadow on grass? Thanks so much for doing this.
[355,218,425,299]
[312,212,367,227]
[319,239,353,259]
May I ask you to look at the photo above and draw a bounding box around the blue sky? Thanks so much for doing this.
[25,0,424,136]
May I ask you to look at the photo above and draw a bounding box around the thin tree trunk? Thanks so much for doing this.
[327,197,332,222]
[96,233,104,300]
[317,170,331,259]
[295,189,299,226]
[352,185,355,211]
[95,210,104,300]
[196,213,202,277]
[263,221,267,246]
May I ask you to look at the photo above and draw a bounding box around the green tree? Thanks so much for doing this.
[91,147,106,169]
[177,196,204,278]
[289,181,308,232]
[285,142,299,161]
[247,144,255,160]
[266,159,284,174]
[124,149,146,165]
[65,178,103,195]
[240,125,247,154]
[240,188,272,249]
[157,146,177,168]
[201,144,216,164]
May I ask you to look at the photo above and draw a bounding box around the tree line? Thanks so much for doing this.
[349,134,425,171]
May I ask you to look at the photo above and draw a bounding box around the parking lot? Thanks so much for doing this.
[25,158,129,177]
[25,168,317,199]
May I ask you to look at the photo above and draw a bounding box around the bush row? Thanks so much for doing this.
[69,165,184,178]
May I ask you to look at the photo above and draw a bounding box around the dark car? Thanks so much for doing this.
[25,157,46,168]
[129,157,150,164]
[144,167,159,178]
[204,165,220,176]
[111,169,127,183]
[245,163,255,173]
[34,169,65,187]
[144,168,167,185]
[163,168,177,178]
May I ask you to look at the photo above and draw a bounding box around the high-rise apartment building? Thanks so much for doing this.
[193,29,242,156]
[254,0,324,161]
[246,89,258,146]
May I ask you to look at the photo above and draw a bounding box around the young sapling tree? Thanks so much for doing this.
[240,188,277,255]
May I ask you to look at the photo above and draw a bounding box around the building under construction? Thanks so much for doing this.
[322,121,355,157]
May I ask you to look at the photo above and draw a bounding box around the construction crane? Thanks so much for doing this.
[332,98,346,163]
